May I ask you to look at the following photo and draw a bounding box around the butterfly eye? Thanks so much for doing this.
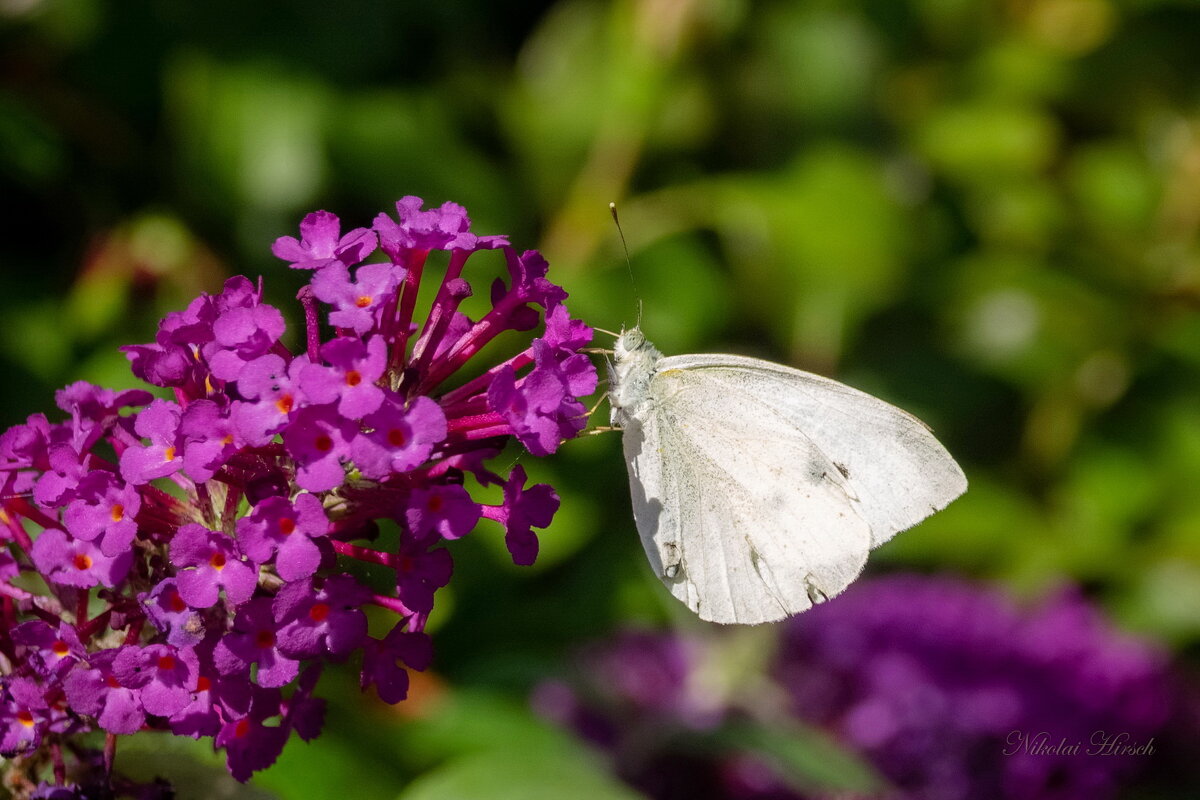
[622,329,645,350]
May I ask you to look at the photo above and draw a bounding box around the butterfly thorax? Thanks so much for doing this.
[609,327,662,427]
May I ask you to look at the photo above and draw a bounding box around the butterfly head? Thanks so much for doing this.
[615,326,647,359]
[609,326,661,421]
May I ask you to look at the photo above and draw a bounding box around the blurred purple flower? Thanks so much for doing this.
[774,577,1170,800]
[538,576,1173,800]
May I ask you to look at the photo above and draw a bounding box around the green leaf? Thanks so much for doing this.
[396,746,646,800]
[389,688,647,800]
[393,688,590,767]
[706,719,886,796]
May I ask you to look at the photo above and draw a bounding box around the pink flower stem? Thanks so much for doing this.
[196,482,217,529]
[297,285,323,363]
[409,249,471,373]
[392,249,430,372]
[3,500,43,549]
[448,424,515,442]
[221,485,243,534]
[439,348,535,409]
[369,594,409,615]
[417,293,530,394]
[0,581,34,602]
[51,739,66,784]
[331,539,398,568]
[103,733,117,778]
[78,608,114,639]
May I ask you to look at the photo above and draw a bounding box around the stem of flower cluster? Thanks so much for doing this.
[0,581,34,602]
[369,594,410,615]
[78,608,113,639]
[2,502,39,551]
[195,483,217,530]
[330,540,398,568]
[297,285,323,363]
[439,348,535,410]
[220,484,243,534]
[392,249,430,372]
[410,250,471,367]
[444,412,508,438]
[417,293,530,394]
[75,593,89,628]
[51,740,66,784]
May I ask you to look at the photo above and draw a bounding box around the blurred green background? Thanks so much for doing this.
[2,0,1199,797]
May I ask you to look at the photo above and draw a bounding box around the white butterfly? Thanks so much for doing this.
[608,327,967,624]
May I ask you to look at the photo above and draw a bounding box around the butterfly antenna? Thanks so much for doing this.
[609,202,639,303]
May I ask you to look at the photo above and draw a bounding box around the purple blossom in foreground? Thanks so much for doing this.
[0,197,595,792]
[536,576,1172,800]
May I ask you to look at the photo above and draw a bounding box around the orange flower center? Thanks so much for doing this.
[345,370,362,387]
[209,552,226,571]
[278,517,296,536]
[110,503,125,522]
[355,295,373,308]
[72,553,93,571]
[309,602,330,622]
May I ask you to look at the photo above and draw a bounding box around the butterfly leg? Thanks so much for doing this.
[582,425,619,436]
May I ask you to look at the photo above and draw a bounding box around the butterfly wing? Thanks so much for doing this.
[656,353,967,548]
[622,361,873,624]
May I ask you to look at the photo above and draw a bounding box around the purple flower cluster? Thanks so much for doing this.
[0,198,596,790]
[536,576,1171,800]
